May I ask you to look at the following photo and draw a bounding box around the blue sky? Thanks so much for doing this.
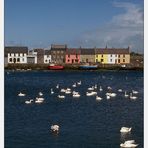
[5,0,144,52]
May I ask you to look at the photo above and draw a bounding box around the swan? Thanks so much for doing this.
[96,96,102,101]
[86,91,97,96]
[39,92,43,96]
[58,95,65,99]
[60,88,66,92]
[94,84,97,89]
[25,99,33,104]
[65,90,71,94]
[132,90,139,94]
[50,88,54,94]
[72,83,77,87]
[18,92,26,96]
[118,89,123,92]
[107,86,112,90]
[130,93,137,100]
[124,91,129,97]
[77,81,81,85]
[51,125,59,132]
[106,95,111,100]
[110,93,117,97]
[99,86,103,91]
[88,86,94,91]
[56,84,59,89]
[120,127,132,133]
[120,140,138,148]
[35,99,44,103]
[73,93,80,98]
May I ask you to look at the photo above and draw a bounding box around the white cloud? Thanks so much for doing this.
[72,2,144,53]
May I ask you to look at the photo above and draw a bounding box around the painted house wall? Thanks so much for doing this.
[95,54,108,64]
[117,54,130,64]
[65,54,80,64]
[80,55,95,63]
[44,55,51,63]
[107,54,118,64]
[8,53,27,63]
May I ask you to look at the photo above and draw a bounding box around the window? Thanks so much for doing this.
[22,58,24,62]
[118,59,120,63]
[101,59,104,62]
[110,59,112,62]
[75,59,78,63]
[101,55,103,57]
[9,58,12,62]
[17,58,20,62]
[45,60,48,62]
[68,54,70,58]
[123,54,125,58]
[123,59,125,63]
[96,59,98,62]
[76,54,78,58]
[118,55,120,58]
[110,54,112,57]
[68,59,70,62]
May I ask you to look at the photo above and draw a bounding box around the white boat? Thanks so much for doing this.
[120,127,132,133]
[18,92,26,96]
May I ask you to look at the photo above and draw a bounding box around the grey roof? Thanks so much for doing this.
[4,46,28,57]
[66,48,81,54]
[51,44,67,49]
[44,50,51,55]
[80,48,95,55]
[95,48,130,54]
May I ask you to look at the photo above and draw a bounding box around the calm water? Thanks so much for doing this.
[5,70,143,148]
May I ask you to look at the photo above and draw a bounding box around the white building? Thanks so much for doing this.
[44,50,51,63]
[27,50,37,64]
[107,54,118,64]
[5,46,28,64]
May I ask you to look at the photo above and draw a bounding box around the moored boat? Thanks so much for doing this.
[48,64,64,70]
[79,64,98,70]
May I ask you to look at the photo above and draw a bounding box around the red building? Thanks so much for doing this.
[65,48,81,64]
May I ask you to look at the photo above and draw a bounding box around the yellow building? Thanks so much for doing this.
[95,48,130,64]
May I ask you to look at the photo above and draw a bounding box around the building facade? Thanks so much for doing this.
[5,46,28,64]
[27,50,37,64]
[51,44,67,64]
[44,50,51,64]
[33,49,44,64]
[80,48,95,63]
[95,47,130,64]
[65,48,81,64]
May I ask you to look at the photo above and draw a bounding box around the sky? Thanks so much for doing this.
[5,0,144,53]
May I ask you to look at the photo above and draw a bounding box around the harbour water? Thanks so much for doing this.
[5,70,143,148]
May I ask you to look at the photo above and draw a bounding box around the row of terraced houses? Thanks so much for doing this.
[4,44,130,66]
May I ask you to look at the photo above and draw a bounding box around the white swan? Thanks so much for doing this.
[96,96,102,101]
[50,88,54,94]
[130,93,137,100]
[35,97,44,103]
[88,87,94,91]
[77,81,81,85]
[39,92,43,96]
[60,88,66,92]
[120,127,132,133]
[110,93,117,97]
[25,99,33,104]
[65,90,71,94]
[72,83,77,87]
[18,92,26,96]
[86,91,97,96]
[58,95,65,99]
[99,86,103,91]
[124,91,129,97]
[56,84,59,89]
[106,95,111,100]
[118,89,123,92]
[132,90,139,94]
[120,140,138,148]
[107,86,112,90]
[51,125,59,132]
[73,93,80,98]
[94,84,97,89]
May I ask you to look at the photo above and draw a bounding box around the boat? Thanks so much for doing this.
[48,64,64,70]
[79,64,98,70]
